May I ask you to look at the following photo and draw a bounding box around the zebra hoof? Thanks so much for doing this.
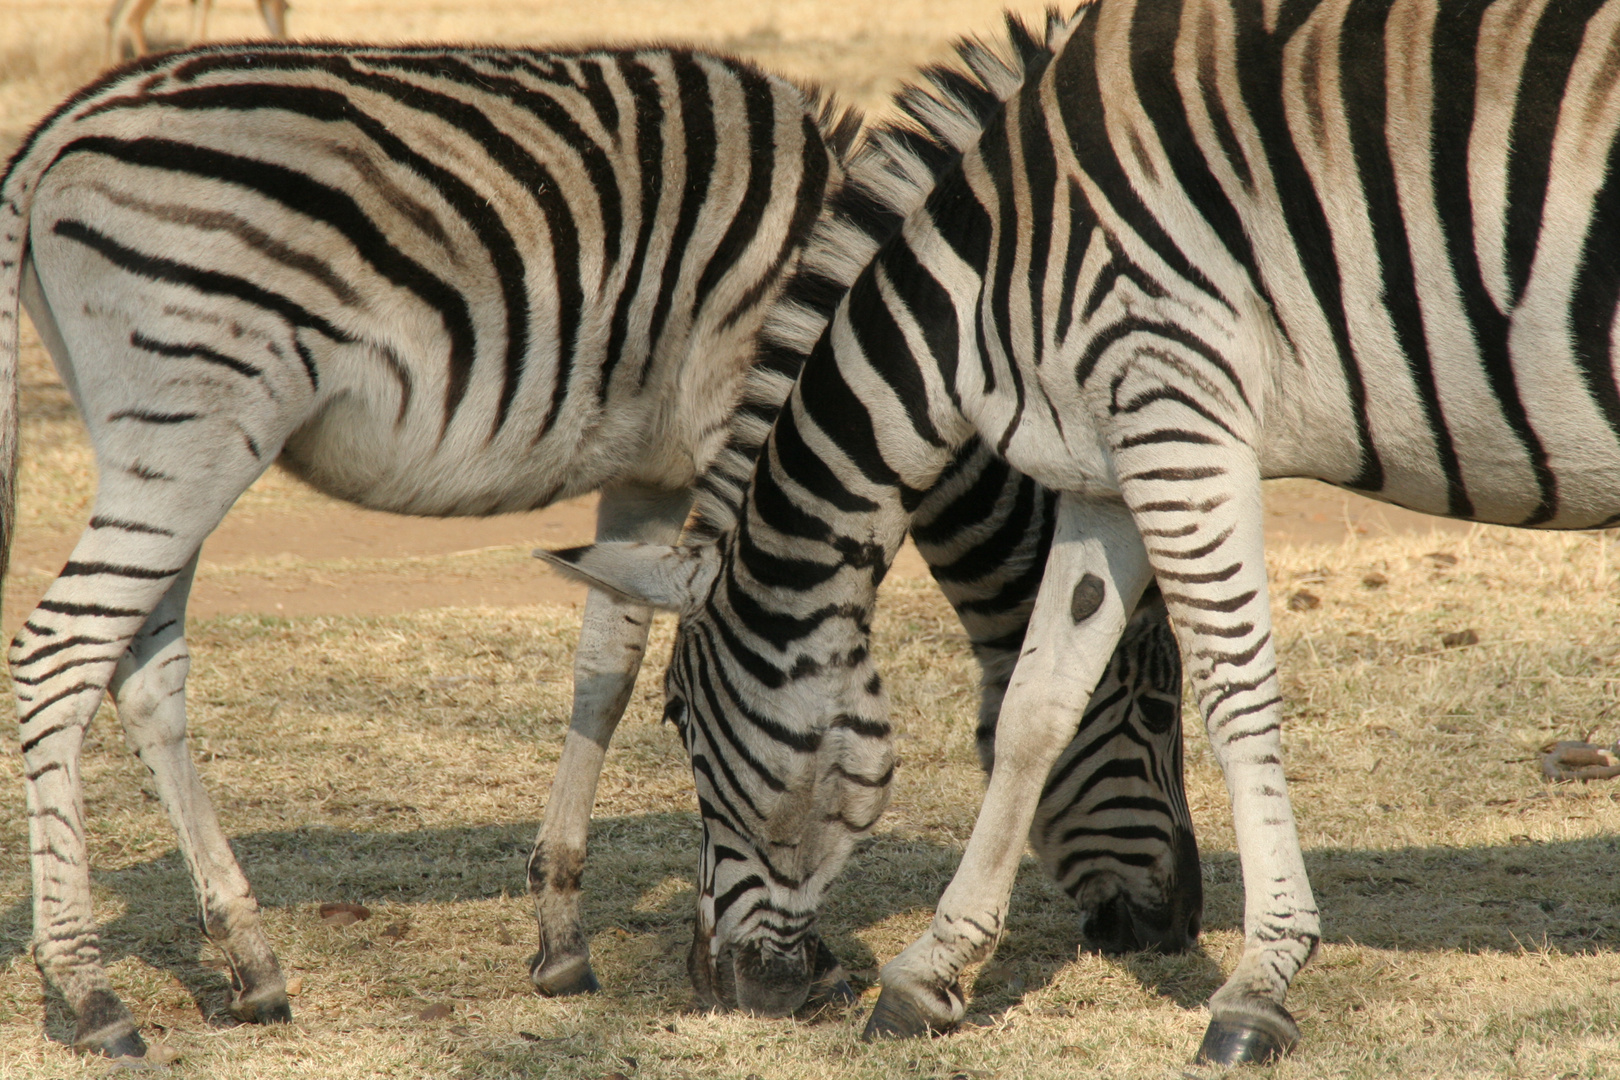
[73,989,145,1058]
[529,951,600,996]
[228,987,292,1025]
[807,938,856,1006]
[81,1026,147,1060]
[861,981,959,1041]
[1195,1001,1299,1065]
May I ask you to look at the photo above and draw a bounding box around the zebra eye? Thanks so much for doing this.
[1136,696,1177,735]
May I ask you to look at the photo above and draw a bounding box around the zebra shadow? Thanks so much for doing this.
[4,820,1618,1046]
[815,831,1620,1022]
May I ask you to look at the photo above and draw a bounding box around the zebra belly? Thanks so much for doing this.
[277,370,657,518]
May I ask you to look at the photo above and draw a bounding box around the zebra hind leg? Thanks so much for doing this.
[107,554,289,1026]
[17,540,230,1054]
[528,484,692,996]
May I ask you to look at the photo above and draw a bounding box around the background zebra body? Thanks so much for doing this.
[0,42,847,1056]
[547,0,1620,1064]
[548,15,1202,1020]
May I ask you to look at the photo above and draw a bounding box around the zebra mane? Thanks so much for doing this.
[688,7,1081,538]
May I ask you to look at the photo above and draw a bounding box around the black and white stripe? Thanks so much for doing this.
[547,0,1620,1063]
[0,41,855,1056]
[545,12,1202,1019]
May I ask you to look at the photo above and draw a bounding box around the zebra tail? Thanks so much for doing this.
[688,7,1082,537]
[0,136,43,594]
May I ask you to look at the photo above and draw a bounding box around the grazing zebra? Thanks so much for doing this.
[0,41,853,1057]
[543,0,1620,1064]
[106,0,290,62]
[547,13,1202,1020]
[531,18,1202,1014]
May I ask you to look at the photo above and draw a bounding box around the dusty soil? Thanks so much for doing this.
[3,471,1472,629]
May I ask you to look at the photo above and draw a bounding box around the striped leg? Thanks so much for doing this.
[107,554,288,1026]
[1120,449,1316,1066]
[17,269,303,1054]
[19,534,225,1055]
[528,484,692,996]
[866,496,1153,1038]
[910,444,1201,956]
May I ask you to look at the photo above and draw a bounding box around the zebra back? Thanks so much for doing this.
[0,42,862,542]
[688,10,1083,537]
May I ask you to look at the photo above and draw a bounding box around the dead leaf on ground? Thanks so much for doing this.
[496,925,515,946]
[1287,590,1320,611]
[1426,551,1459,566]
[1440,629,1479,648]
[283,976,303,997]
[1361,572,1389,588]
[519,1032,571,1047]
[379,921,409,942]
[318,902,371,926]
[1542,741,1620,783]
[105,1043,182,1072]
[416,1002,453,1021]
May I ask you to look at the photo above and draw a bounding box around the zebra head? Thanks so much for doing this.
[540,537,892,1016]
[1024,590,1203,956]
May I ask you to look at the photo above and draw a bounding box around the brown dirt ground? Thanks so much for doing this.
[3,471,1473,628]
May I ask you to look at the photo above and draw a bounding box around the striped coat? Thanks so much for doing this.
[546,0,1620,1063]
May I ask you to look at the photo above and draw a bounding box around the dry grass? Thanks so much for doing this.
[4,532,1620,1078]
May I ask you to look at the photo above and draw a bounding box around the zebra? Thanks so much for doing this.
[106,0,290,62]
[532,18,1203,1015]
[0,40,855,1058]
[541,0,1620,1064]
[545,12,1203,1020]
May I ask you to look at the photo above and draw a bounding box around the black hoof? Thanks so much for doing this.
[806,938,857,1006]
[815,978,857,1005]
[529,951,600,997]
[229,990,292,1025]
[1195,1005,1299,1066]
[861,984,954,1041]
[86,1027,147,1060]
[73,989,145,1058]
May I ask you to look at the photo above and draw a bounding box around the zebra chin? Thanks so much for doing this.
[687,916,855,1017]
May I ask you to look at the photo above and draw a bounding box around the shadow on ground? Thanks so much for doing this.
[5,816,1619,1050]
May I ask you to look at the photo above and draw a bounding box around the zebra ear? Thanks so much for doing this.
[535,542,717,612]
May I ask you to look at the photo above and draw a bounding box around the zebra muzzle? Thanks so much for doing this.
[689,918,849,1018]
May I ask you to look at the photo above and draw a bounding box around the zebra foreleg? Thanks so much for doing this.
[107,554,288,1027]
[528,484,692,996]
[866,497,1152,1039]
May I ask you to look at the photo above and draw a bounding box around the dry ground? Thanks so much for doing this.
[3,2,1619,1078]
